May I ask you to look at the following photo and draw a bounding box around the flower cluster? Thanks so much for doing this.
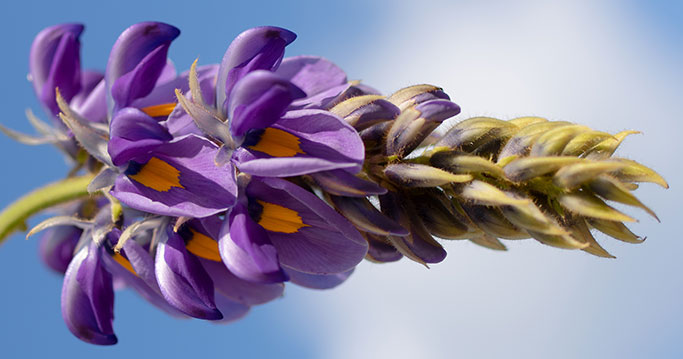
[0,22,666,345]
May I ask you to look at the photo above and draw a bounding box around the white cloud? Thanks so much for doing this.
[292,1,683,358]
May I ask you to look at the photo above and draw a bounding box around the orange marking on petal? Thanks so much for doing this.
[113,253,137,276]
[185,229,222,262]
[141,103,177,117]
[257,200,309,233]
[248,127,306,157]
[128,157,184,192]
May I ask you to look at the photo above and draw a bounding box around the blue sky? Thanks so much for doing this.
[1,1,682,358]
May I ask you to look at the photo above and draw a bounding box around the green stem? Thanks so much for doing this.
[0,175,94,244]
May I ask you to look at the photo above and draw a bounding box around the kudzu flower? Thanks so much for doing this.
[0,21,667,346]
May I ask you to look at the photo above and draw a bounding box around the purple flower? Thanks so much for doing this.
[176,26,365,177]
[61,240,117,345]
[30,23,107,123]
[219,176,367,284]
[39,225,82,274]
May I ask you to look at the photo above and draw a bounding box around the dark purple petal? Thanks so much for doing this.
[110,44,173,109]
[30,23,83,116]
[219,203,288,283]
[106,22,180,112]
[111,135,237,218]
[284,266,353,290]
[364,232,403,263]
[201,258,284,305]
[235,109,364,176]
[61,241,117,345]
[275,56,346,98]
[108,107,172,166]
[379,192,447,264]
[155,228,222,320]
[39,225,81,274]
[217,26,296,116]
[246,177,367,275]
[107,107,173,166]
[228,70,305,138]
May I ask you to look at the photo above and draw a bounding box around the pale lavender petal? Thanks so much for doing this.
[275,56,346,98]
[201,258,284,305]
[284,266,353,290]
[213,294,250,323]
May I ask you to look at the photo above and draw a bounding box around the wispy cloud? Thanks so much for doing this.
[294,1,683,358]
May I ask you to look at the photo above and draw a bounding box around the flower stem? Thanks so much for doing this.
[0,175,94,244]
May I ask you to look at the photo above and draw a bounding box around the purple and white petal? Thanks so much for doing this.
[61,241,117,345]
[155,228,222,320]
[219,203,288,283]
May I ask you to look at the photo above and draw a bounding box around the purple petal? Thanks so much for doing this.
[379,192,447,264]
[110,43,173,109]
[216,26,297,116]
[284,266,354,290]
[164,64,220,137]
[106,22,180,112]
[102,235,185,317]
[213,294,251,323]
[61,241,117,345]
[364,232,403,263]
[228,70,305,138]
[246,177,367,275]
[108,107,172,166]
[235,109,364,176]
[275,56,347,98]
[201,258,284,305]
[219,203,288,283]
[39,225,81,274]
[72,77,108,124]
[30,23,83,116]
[311,169,387,197]
[111,135,237,218]
[155,228,222,320]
